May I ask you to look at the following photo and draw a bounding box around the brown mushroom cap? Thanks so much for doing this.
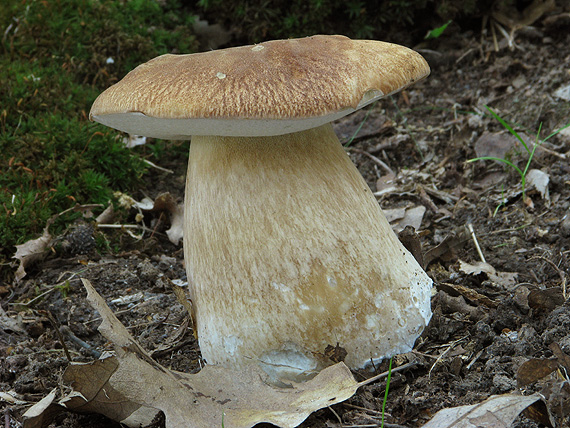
[90,35,429,138]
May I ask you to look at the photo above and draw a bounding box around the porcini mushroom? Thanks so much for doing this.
[90,35,432,382]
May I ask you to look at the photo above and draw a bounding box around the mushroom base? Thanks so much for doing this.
[184,123,432,383]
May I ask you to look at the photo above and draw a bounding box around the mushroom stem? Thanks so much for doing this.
[184,123,432,381]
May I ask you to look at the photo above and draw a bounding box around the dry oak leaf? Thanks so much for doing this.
[23,278,359,428]
[422,393,553,428]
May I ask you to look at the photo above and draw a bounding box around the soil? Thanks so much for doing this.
[2,15,570,428]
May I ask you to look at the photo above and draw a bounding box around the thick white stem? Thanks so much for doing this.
[184,123,432,381]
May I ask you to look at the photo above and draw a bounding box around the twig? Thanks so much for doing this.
[428,336,469,378]
[358,361,417,387]
[467,223,486,263]
[144,159,174,174]
[327,405,344,426]
[535,143,567,160]
[60,325,102,359]
[349,147,394,176]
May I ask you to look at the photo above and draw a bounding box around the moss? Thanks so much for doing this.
[0,0,198,273]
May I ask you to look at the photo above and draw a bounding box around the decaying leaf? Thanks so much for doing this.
[474,131,518,160]
[421,393,549,428]
[384,205,426,233]
[151,193,184,245]
[0,305,26,334]
[526,169,550,201]
[13,227,52,282]
[458,260,518,289]
[424,227,470,267]
[528,288,565,312]
[23,279,359,428]
[398,225,425,268]
[114,192,184,245]
[517,358,559,387]
[21,389,63,428]
[550,342,570,373]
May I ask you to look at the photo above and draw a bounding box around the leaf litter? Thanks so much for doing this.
[22,279,359,428]
[4,7,570,428]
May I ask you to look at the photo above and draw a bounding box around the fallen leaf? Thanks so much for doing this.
[459,259,496,276]
[440,282,499,309]
[424,227,470,267]
[516,358,559,387]
[385,205,426,233]
[22,389,64,428]
[526,168,550,201]
[151,193,184,245]
[383,207,406,223]
[554,83,570,101]
[0,305,26,334]
[398,225,425,268]
[39,279,360,428]
[542,378,570,419]
[474,131,518,160]
[549,342,570,374]
[458,260,518,289]
[528,288,565,312]
[437,291,487,322]
[422,393,548,428]
[13,227,52,282]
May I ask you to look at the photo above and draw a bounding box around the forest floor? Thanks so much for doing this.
[2,13,570,428]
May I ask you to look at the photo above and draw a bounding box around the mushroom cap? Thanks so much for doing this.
[90,35,429,138]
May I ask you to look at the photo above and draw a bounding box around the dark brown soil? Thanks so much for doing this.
[2,13,570,428]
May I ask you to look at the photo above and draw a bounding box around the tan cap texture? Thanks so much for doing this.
[90,35,429,137]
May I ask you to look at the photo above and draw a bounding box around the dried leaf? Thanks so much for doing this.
[422,393,547,428]
[151,193,184,245]
[528,288,565,312]
[0,305,25,334]
[383,207,406,223]
[53,279,360,428]
[549,342,570,374]
[554,83,570,101]
[13,227,52,282]
[22,389,65,428]
[516,358,559,387]
[458,260,518,289]
[545,379,570,418]
[398,226,425,268]
[424,227,470,267]
[523,398,556,427]
[474,131,518,160]
[459,260,496,276]
[437,291,486,322]
[526,169,550,201]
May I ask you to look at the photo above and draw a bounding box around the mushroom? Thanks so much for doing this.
[90,35,432,382]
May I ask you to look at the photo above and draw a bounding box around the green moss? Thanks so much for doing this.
[0,0,198,272]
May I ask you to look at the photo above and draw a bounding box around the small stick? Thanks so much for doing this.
[144,159,174,174]
[358,361,417,387]
[467,223,486,263]
[60,325,102,359]
[327,405,344,426]
[349,147,395,176]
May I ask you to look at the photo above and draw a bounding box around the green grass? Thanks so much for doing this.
[0,0,198,277]
[468,105,570,201]
[381,357,393,428]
